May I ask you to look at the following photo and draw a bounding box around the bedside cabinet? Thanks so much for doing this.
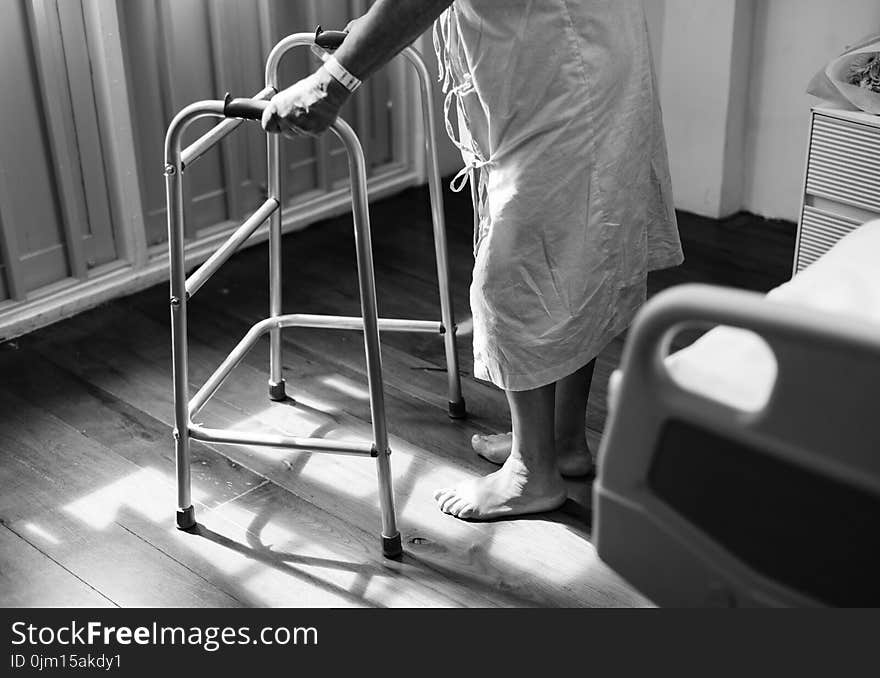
[795,106,880,273]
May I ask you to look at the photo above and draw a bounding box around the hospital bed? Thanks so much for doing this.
[594,218,880,607]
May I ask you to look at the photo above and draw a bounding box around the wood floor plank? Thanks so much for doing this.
[0,386,243,607]
[0,525,114,608]
[122,480,512,608]
[17,315,534,606]
[2,351,506,607]
[31,305,645,607]
[7,507,243,608]
[1,349,265,510]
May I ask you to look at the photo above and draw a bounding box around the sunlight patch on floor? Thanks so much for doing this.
[195,502,375,606]
[243,568,365,607]
[488,520,599,581]
[63,467,207,531]
[319,375,372,401]
[169,503,298,578]
[22,522,60,545]
[203,405,329,464]
[288,393,340,415]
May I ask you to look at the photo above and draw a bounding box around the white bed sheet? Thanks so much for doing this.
[610,218,880,412]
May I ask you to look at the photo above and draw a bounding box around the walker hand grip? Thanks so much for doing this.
[315,27,348,50]
[223,95,269,121]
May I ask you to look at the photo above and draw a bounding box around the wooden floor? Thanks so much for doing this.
[0,182,795,608]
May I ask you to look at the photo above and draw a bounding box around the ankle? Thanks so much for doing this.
[555,433,589,454]
[505,449,559,481]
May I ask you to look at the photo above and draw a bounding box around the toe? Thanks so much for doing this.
[441,492,463,514]
[447,496,470,516]
[456,502,476,520]
[433,489,458,514]
[433,488,452,503]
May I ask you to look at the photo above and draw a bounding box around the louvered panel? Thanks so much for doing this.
[810,137,880,168]
[801,228,847,252]
[795,239,826,272]
[798,240,828,258]
[812,114,880,144]
[811,125,880,151]
[806,178,880,212]
[797,205,863,271]
[800,206,863,240]
[805,149,880,188]
[806,114,880,213]
[801,220,854,252]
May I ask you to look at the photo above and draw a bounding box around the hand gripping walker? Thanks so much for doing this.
[164,29,466,558]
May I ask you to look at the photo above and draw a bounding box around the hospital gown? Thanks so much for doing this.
[435,0,684,391]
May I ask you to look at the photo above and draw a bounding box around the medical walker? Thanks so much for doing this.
[164,29,465,558]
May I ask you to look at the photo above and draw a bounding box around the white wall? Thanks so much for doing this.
[644,0,666,82]
[742,0,880,221]
[653,0,880,221]
[658,0,756,218]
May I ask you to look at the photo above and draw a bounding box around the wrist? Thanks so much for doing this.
[315,65,352,105]
[319,54,362,94]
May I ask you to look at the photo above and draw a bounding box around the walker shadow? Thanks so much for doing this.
[190,521,389,608]
[188,503,556,608]
[220,396,600,606]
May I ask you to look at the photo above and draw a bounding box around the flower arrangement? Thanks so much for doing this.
[807,34,880,114]
[848,53,880,93]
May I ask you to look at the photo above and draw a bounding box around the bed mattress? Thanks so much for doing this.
[610,218,880,412]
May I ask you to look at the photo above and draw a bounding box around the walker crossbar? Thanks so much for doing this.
[188,424,376,456]
[185,198,280,298]
[188,313,444,419]
[165,29,465,560]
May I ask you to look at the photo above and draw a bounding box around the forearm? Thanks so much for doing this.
[263,0,453,137]
[333,0,454,80]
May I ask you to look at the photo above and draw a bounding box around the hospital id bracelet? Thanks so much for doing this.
[320,55,362,93]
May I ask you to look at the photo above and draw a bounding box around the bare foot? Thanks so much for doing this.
[470,432,513,465]
[471,432,594,477]
[433,456,567,520]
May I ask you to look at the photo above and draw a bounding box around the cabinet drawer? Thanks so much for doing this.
[796,205,863,271]
[806,114,880,213]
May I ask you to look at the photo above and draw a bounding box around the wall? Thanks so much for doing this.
[742,0,880,220]
[654,0,880,221]
[644,0,666,81]
[658,0,756,218]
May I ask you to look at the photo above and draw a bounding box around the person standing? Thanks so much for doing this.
[263,0,683,521]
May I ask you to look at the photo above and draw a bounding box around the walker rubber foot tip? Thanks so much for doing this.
[269,380,287,402]
[448,399,467,419]
[382,533,403,559]
[176,506,196,531]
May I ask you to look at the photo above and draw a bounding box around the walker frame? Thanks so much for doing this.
[164,29,465,558]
